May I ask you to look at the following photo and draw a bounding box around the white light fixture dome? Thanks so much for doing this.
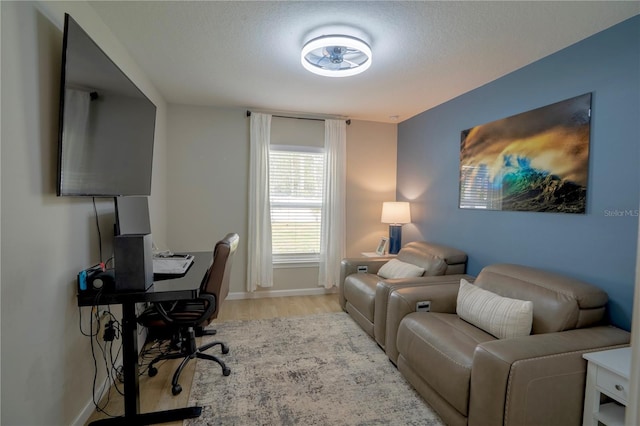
[301,35,372,77]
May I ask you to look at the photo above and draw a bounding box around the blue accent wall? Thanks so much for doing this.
[397,16,639,330]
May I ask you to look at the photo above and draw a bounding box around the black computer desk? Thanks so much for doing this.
[77,251,211,426]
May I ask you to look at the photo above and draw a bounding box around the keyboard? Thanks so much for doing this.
[153,254,194,275]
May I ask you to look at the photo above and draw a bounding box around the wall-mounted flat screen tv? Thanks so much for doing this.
[57,14,156,196]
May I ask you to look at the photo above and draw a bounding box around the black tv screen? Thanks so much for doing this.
[57,14,156,196]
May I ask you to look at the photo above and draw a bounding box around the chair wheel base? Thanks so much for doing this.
[148,366,158,377]
[222,344,230,354]
[222,367,231,376]
[172,384,182,395]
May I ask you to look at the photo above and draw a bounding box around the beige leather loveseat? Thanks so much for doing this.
[391,263,631,426]
[339,241,471,348]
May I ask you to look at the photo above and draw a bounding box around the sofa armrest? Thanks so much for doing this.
[469,326,631,426]
[385,282,461,363]
[373,274,474,348]
[339,257,389,310]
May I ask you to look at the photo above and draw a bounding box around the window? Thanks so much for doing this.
[269,145,324,264]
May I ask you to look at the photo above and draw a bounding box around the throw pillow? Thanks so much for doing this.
[456,278,533,339]
[377,259,425,279]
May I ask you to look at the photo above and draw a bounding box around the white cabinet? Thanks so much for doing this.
[582,347,631,426]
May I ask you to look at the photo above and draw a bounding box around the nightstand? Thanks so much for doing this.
[582,347,631,426]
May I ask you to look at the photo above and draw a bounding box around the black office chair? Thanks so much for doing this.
[138,233,239,395]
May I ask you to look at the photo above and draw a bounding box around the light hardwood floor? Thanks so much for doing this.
[85,294,341,425]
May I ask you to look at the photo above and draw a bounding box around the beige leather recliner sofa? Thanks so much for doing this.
[390,263,631,426]
[339,241,472,348]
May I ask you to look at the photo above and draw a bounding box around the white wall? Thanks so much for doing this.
[165,105,249,293]
[0,2,168,424]
[346,120,398,256]
[166,105,397,295]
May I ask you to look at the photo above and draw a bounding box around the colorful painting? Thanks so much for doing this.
[459,93,591,213]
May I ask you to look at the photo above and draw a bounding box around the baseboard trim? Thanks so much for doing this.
[228,287,337,300]
[73,392,104,426]
[72,326,143,426]
[72,363,120,426]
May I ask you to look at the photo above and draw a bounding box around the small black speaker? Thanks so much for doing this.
[114,234,153,292]
[88,270,115,292]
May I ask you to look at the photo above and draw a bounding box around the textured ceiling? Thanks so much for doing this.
[90,1,639,123]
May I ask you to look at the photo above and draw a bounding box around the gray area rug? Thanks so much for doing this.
[186,312,443,425]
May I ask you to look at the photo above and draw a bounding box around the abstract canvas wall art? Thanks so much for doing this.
[459,93,591,213]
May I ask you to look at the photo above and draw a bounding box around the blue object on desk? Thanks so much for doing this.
[78,270,87,291]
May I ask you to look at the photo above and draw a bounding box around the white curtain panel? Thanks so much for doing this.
[318,119,347,289]
[247,112,274,291]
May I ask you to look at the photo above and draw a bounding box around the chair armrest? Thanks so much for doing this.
[373,274,474,348]
[154,293,217,326]
[469,326,631,426]
[339,257,390,309]
[385,282,461,363]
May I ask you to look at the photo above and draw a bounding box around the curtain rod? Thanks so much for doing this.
[246,110,351,125]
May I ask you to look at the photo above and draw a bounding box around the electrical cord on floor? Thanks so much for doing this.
[82,305,117,418]
[93,310,124,418]
[82,200,123,417]
[79,300,182,417]
[137,337,175,376]
[77,297,125,419]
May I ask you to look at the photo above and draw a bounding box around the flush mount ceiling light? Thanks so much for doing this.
[301,35,372,77]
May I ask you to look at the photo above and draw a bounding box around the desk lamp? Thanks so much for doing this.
[381,201,411,254]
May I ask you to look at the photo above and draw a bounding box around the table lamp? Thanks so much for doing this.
[381,201,411,254]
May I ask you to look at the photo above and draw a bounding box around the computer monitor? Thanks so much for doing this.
[115,196,151,235]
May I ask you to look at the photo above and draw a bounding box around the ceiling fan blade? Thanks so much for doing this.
[315,56,332,66]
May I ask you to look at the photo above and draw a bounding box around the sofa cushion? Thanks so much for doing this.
[378,259,425,279]
[457,279,533,339]
[397,312,496,415]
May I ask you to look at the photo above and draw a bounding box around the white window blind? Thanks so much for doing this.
[269,146,324,263]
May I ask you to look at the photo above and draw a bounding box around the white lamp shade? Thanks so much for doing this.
[381,202,411,224]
